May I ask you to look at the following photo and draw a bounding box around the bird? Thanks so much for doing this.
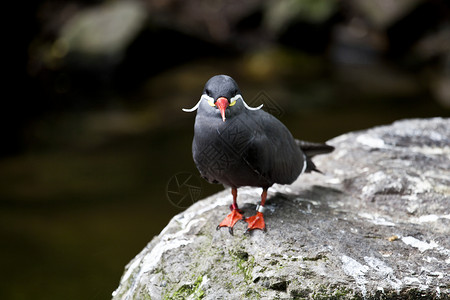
[183,75,334,234]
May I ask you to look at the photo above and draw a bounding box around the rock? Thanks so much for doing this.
[112,118,450,299]
[264,0,339,33]
[55,0,147,67]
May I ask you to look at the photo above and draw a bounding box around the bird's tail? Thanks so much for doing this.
[295,140,334,173]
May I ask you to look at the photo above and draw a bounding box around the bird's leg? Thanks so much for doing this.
[245,188,267,233]
[217,188,244,234]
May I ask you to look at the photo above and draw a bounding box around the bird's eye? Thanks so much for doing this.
[205,89,211,96]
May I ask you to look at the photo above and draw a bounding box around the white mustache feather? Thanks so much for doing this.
[182,94,263,112]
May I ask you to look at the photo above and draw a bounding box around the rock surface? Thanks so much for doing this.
[113,118,449,299]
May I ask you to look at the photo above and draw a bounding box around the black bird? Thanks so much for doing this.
[183,75,334,233]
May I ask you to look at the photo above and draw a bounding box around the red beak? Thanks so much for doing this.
[215,97,229,122]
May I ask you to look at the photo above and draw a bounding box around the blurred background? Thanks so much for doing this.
[4,0,450,299]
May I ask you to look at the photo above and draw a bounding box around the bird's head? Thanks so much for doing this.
[202,75,240,122]
[183,75,263,122]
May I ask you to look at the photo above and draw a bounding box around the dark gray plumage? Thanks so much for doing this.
[183,75,334,233]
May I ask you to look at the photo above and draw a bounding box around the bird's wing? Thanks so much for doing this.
[243,110,304,185]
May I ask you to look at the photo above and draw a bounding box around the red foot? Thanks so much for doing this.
[245,212,266,232]
[217,209,244,235]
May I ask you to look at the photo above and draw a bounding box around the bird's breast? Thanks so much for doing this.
[192,115,267,187]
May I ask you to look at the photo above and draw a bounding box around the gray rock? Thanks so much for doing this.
[113,118,450,300]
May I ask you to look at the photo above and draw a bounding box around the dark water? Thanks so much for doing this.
[2,55,449,300]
